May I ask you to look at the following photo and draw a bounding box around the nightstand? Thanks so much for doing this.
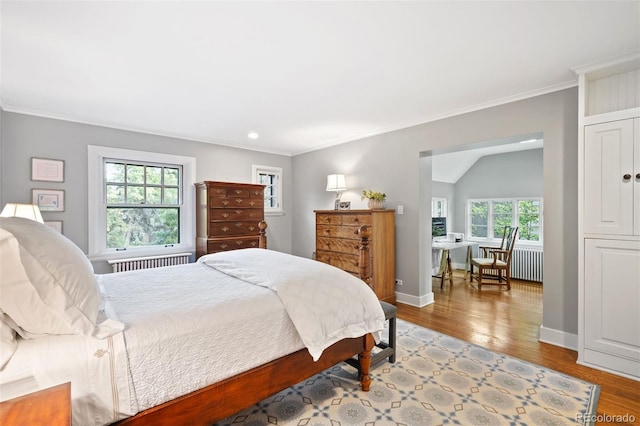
[0,382,71,426]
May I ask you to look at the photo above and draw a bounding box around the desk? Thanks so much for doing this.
[432,240,476,287]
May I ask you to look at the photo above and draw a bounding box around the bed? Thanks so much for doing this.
[0,217,384,425]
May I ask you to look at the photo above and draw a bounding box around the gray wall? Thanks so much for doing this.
[0,113,293,272]
[292,88,578,337]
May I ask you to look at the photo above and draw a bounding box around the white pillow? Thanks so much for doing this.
[0,218,100,338]
[0,312,17,369]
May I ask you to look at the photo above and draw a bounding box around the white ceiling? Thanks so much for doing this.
[432,138,543,183]
[1,1,639,156]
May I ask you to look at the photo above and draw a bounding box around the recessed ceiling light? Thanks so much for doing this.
[248,132,259,139]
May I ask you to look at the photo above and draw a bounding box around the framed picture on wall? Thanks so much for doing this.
[31,158,65,182]
[32,189,65,212]
[45,220,63,233]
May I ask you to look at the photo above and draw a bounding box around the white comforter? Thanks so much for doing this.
[199,248,385,360]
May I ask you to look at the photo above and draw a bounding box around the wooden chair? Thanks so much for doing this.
[470,226,518,290]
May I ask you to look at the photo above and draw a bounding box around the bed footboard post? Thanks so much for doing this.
[359,334,375,391]
[258,220,268,249]
[357,225,371,284]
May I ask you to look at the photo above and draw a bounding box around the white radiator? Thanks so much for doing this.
[510,247,543,282]
[108,252,191,273]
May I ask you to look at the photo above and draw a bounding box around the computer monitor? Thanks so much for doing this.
[432,217,447,238]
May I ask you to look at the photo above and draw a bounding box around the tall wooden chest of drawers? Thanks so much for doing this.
[195,181,265,259]
[315,209,396,304]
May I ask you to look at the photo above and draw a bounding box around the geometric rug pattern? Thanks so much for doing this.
[215,319,600,425]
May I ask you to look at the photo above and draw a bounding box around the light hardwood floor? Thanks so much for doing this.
[396,271,640,425]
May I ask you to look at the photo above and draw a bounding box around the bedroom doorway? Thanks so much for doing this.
[422,132,544,301]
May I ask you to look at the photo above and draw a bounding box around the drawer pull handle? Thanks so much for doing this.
[222,200,229,205]
[236,210,242,214]
[222,227,229,232]
[236,240,243,245]
[220,244,228,249]
[235,222,242,227]
[222,213,229,218]
[236,199,243,203]
[636,173,640,180]
[623,174,631,180]
[249,226,256,231]
[235,190,242,194]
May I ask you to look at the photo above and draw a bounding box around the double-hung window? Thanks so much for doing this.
[88,146,196,260]
[252,165,283,215]
[467,198,542,244]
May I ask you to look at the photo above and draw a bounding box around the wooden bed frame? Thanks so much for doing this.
[116,223,376,426]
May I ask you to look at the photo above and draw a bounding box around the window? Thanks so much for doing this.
[467,198,542,244]
[432,197,448,218]
[252,165,283,215]
[88,146,196,260]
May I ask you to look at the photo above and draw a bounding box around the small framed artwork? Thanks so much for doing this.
[32,157,65,182]
[32,189,65,212]
[45,220,63,233]
[338,201,351,210]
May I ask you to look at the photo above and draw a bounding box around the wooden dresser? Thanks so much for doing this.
[315,209,395,304]
[195,181,266,259]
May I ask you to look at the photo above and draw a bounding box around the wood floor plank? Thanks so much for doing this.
[396,272,640,425]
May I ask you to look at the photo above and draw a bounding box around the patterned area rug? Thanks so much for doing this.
[215,320,599,425]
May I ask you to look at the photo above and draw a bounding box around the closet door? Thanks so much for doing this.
[584,238,640,377]
[584,119,634,235]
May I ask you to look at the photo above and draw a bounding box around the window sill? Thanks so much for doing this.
[265,211,286,217]
[88,246,195,262]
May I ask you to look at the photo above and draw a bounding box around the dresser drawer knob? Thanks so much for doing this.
[222,213,229,218]
[235,199,243,204]
[235,222,242,227]
[223,200,230,205]
[222,226,229,232]
[235,189,242,194]
[236,240,243,245]
[220,244,228,249]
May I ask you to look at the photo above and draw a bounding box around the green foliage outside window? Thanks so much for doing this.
[469,199,542,242]
[518,200,540,241]
[105,160,181,249]
[107,208,179,248]
[492,201,513,239]
[471,201,488,238]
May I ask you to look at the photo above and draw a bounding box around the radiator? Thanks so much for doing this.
[108,252,191,273]
[510,247,543,282]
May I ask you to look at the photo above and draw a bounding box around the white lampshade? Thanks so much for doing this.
[326,174,347,192]
[0,203,44,223]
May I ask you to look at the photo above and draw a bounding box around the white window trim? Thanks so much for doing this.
[252,164,284,215]
[466,197,543,247]
[88,145,196,261]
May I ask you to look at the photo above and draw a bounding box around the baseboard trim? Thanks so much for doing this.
[396,291,434,308]
[539,325,578,351]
